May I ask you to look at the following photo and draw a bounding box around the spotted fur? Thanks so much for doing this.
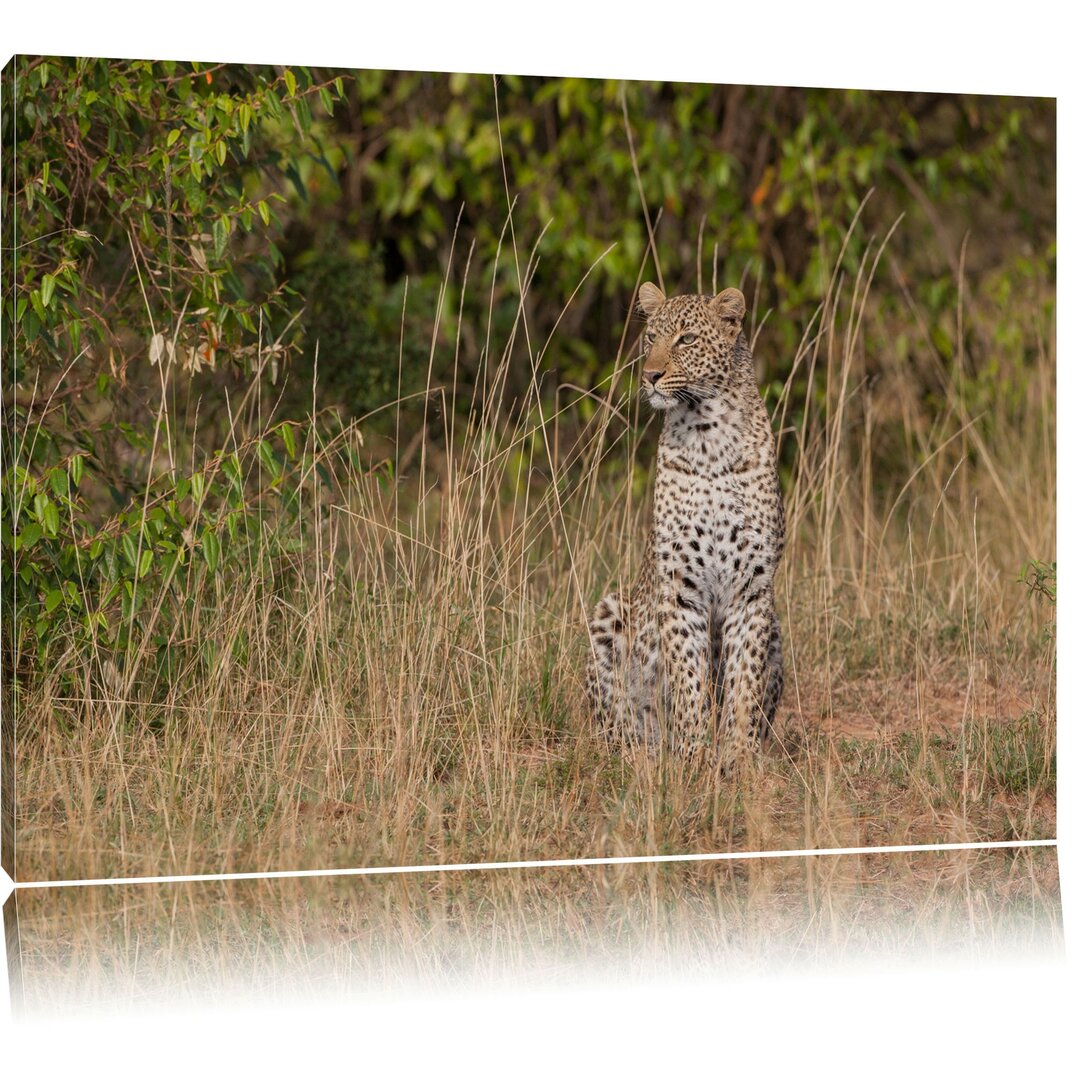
[587,283,785,767]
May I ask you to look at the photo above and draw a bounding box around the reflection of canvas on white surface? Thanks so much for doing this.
[3,848,1065,1014]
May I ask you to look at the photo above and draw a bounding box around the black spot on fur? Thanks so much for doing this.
[676,592,701,612]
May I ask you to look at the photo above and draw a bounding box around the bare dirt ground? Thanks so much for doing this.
[782,677,1041,738]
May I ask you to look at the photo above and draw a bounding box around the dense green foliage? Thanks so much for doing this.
[10,59,344,377]
[5,58,347,683]
[3,417,310,678]
[2,57,1056,688]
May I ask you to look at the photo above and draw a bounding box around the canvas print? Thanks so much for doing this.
[2,60,1056,886]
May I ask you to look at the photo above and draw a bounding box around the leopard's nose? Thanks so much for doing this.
[644,369,663,386]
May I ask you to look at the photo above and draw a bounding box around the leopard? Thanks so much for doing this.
[586,281,785,768]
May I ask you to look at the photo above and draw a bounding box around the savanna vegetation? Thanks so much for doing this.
[2,59,1056,883]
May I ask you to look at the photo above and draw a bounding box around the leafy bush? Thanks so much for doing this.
[2,59,1055,695]
[4,58,345,688]
[3,412,311,690]
[9,58,344,382]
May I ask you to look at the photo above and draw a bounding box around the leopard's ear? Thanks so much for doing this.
[638,282,666,317]
[709,287,746,328]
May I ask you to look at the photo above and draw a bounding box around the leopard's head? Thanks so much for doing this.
[636,282,746,411]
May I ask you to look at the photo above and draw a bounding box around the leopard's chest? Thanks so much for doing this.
[649,416,775,603]
[653,420,750,527]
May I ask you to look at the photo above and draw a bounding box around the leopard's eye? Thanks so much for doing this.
[679,332,697,345]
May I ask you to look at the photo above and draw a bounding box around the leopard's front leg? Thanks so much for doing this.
[657,587,714,757]
[717,588,777,767]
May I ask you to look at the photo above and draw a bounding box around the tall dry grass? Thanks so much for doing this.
[13,214,1055,882]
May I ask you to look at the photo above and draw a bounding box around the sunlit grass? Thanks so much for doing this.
[12,215,1056,882]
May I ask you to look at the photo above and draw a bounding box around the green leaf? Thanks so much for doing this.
[166,128,181,147]
[190,472,205,505]
[212,215,229,259]
[70,455,85,487]
[284,162,307,201]
[49,468,67,499]
[122,531,139,568]
[215,140,227,166]
[17,523,43,551]
[257,199,270,226]
[42,500,60,537]
[89,537,103,559]
[45,590,64,613]
[222,454,242,491]
[284,68,297,97]
[281,421,296,459]
[41,274,56,309]
[201,526,220,573]
[138,547,153,579]
[257,439,280,478]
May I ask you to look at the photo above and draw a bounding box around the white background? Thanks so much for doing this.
[1,2,1074,1072]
